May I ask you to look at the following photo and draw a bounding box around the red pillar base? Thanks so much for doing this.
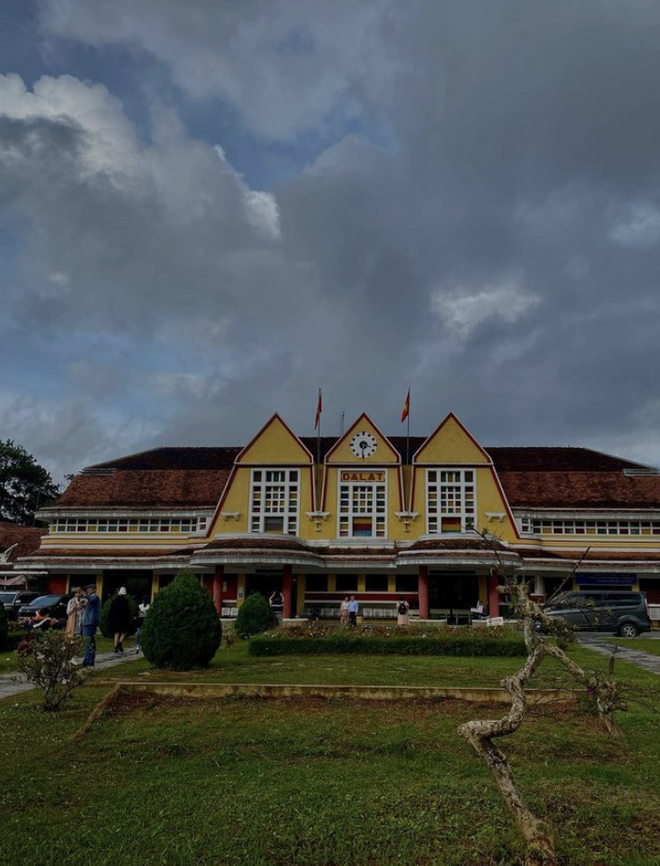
[487,570,500,618]
[282,565,293,619]
[418,566,429,619]
[213,565,224,615]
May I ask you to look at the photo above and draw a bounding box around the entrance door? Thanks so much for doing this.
[429,572,479,622]
[245,573,281,600]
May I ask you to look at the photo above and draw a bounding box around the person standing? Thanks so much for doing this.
[108,587,131,652]
[135,598,150,654]
[396,597,410,626]
[340,597,350,626]
[65,587,85,637]
[269,589,284,625]
[348,595,359,627]
[81,582,101,667]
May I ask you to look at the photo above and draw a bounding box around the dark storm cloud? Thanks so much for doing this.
[2,1,660,477]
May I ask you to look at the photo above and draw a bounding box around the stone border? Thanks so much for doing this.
[93,680,578,704]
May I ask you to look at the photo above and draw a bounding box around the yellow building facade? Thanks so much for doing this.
[24,412,660,625]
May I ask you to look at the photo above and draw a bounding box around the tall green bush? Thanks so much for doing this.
[235,592,276,639]
[141,570,221,670]
[100,592,138,638]
[0,601,7,649]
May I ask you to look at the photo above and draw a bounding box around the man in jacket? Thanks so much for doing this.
[81,582,101,667]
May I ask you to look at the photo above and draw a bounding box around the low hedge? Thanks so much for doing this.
[249,631,526,657]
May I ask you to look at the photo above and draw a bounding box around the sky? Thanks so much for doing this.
[3,0,660,483]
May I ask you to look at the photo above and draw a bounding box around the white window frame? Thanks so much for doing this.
[520,517,660,537]
[249,468,300,536]
[426,468,476,534]
[337,477,387,539]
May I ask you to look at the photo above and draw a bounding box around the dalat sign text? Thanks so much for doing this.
[341,472,385,482]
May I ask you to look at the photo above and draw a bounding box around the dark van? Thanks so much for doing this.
[544,590,652,637]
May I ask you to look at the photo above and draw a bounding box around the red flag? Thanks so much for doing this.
[400,389,410,423]
[314,389,323,430]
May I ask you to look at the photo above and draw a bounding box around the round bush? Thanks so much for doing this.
[235,592,276,639]
[0,601,7,650]
[141,570,221,670]
[100,592,138,638]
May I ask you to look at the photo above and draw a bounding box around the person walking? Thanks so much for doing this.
[348,595,359,627]
[81,582,101,667]
[396,597,410,626]
[135,598,150,654]
[108,587,131,653]
[65,586,85,637]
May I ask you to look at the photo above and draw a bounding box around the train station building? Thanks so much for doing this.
[21,412,660,624]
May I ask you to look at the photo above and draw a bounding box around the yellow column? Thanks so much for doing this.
[151,573,160,600]
[358,573,366,593]
[478,574,488,603]
[388,574,397,593]
[328,574,336,592]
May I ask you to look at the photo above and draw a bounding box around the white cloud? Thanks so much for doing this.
[430,279,541,338]
[610,202,660,248]
[37,0,400,142]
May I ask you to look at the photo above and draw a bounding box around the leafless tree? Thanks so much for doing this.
[459,533,626,866]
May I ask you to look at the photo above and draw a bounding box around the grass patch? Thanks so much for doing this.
[2,679,660,866]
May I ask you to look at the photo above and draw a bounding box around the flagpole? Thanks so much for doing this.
[406,387,410,466]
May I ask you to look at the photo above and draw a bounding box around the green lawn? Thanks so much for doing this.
[2,640,660,865]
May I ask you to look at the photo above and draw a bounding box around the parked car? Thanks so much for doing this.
[0,590,39,620]
[543,590,652,637]
[17,594,68,622]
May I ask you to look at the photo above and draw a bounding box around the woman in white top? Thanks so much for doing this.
[65,587,85,636]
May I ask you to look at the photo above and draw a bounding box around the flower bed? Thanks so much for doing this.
[249,624,526,657]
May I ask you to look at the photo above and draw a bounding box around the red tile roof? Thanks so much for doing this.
[0,522,47,562]
[54,469,231,508]
[498,471,660,509]
[24,547,190,560]
[202,537,310,552]
[45,443,660,512]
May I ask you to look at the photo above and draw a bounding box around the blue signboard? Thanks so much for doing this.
[576,573,636,586]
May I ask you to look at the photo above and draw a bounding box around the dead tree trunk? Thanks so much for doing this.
[459,573,626,866]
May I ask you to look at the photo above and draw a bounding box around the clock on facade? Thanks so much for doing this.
[349,431,378,459]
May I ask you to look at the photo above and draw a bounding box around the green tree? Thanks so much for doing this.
[235,592,276,639]
[141,570,221,670]
[0,440,60,525]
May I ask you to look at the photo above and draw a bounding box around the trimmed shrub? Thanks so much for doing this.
[249,628,526,657]
[0,601,7,649]
[141,570,221,670]
[15,631,86,711]
[100,592,138,638]
[235,592,276,639]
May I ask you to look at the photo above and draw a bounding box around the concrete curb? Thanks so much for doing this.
[92,680,579,704]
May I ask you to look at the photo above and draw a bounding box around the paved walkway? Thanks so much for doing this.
[577,632,660,676]
[0,648,142,700]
